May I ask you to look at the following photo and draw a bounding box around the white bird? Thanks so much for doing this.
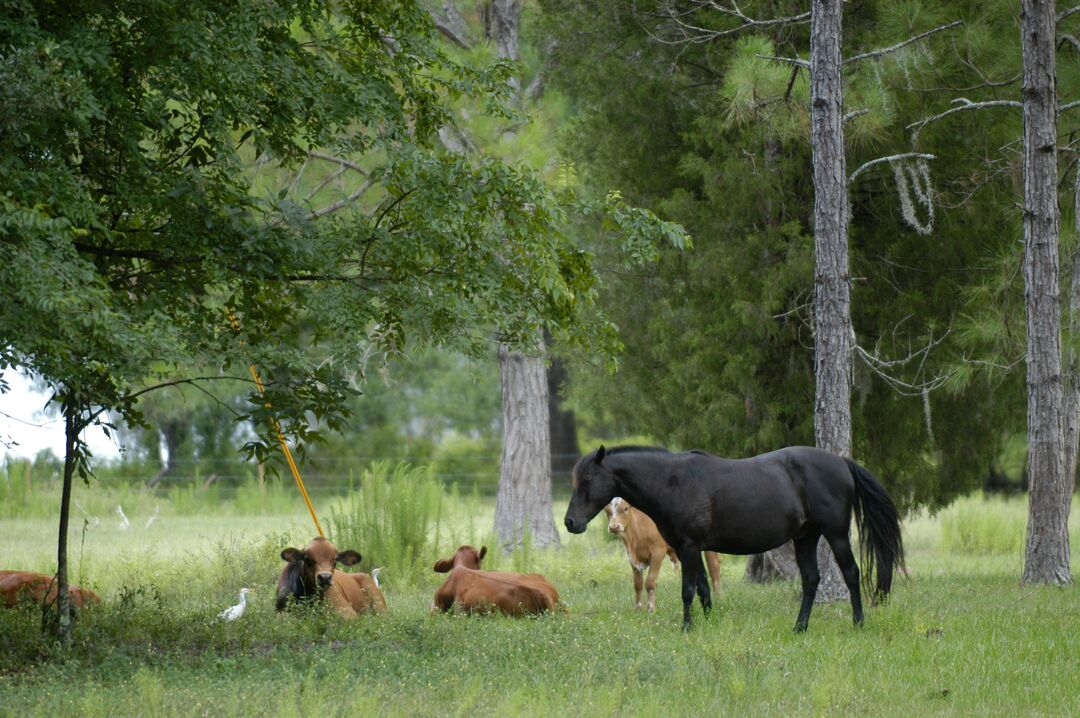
[144,504,160,529]
[218,588,254,622]
[116,505,130,530]
[371,568,382,589]
[75,501,100,528]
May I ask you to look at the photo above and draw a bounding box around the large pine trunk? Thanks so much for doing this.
[808,0,852,601]
[495,342,561,548]
[1020,0,1070,585]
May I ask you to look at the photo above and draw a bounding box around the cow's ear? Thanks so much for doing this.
[281,547,303,563]
[433,558,454,573]
[478,546,487,563]
[595,445,607,463]
[336,550,361,566]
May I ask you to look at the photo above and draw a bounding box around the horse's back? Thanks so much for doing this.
[686,446,853,553]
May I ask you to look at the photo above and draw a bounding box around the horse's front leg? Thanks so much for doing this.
[678,548,703,631]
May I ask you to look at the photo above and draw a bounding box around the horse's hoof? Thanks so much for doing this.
[793,623,808,633]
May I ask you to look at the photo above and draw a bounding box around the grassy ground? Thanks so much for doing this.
[1,491,1079,717]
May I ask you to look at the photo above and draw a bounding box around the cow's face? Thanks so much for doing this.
[605,497,633,536]
[433,545,487,573]
[280,537,362,591]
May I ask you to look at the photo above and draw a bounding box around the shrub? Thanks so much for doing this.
[327,461,444,585]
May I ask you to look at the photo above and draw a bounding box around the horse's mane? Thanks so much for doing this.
[605,445,672,455]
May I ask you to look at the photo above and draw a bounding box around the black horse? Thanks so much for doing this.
[563,445,904,631]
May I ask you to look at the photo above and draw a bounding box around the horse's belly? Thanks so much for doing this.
[710,514,803,555]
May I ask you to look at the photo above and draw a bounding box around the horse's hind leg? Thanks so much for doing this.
[688,552,712,618]
[678,549,704,631]
[793,533,821,633]
[825,532,863,626]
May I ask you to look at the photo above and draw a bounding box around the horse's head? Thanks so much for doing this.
[564,445,618,534]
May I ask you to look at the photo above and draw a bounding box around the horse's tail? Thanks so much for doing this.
[846,458,906,602]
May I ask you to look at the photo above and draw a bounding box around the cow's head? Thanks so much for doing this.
[604,496,634,536]
[280,537,361,592]
[433,545,487,573]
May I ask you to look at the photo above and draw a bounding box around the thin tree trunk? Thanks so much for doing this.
[495,341,561,548]
[1021,0,1070,585]
[54,408,77,646]
[809,0,852,601]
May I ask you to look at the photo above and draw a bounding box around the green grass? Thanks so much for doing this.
[2,493,1080,717]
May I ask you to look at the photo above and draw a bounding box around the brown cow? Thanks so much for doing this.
[0,570,101,610]
[605,497,722,612]
[431,545,561,617]
[276,537,386,618]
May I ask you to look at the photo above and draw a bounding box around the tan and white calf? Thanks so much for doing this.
[605,497,722,612]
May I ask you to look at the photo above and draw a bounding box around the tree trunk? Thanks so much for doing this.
[484,0,560,550]
[809,0,852,601]
[1020,0,1070,585]
[495,341,561,548]
[547,344,579,488]
[53,408,77,646]
[744,541,798,583]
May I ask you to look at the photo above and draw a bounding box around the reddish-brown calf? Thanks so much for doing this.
[0,570,101,610]
[276,537,386,618]
[431,545,561,617]
[605,497,722,612]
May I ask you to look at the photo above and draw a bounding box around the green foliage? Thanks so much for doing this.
[939,493,1026,554]
[533,0,1072,509]
[0,0,625,483]
[327,462,445,585]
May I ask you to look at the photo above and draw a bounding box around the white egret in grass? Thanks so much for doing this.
[144,504,160,529]
[218,588,254,622]
[371,568,382,588]
[116,505,130,530]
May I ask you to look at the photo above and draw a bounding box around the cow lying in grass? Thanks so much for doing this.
[0,570,101,610]
[605,497,722,612]
[276,537,386,618]
[431,545,561,616]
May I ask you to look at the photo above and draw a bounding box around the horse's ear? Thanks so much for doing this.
[478,546,487,562]
[595,445,607,463]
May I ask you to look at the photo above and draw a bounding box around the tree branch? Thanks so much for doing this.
[849,153,936,185]
[843,20,963,65]
[755,53,810,69]
[640,1,810,45]
[1058,5,1080,22]
[907,98,1021,141]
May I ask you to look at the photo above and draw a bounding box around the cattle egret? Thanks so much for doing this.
[116,505,130,530]
[144,504,160,529]
[218,588,254,622]
[371,568,382,589]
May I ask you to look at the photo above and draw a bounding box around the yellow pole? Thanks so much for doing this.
[228,312,324,536]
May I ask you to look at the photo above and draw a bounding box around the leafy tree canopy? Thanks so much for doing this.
[0,0,635,467]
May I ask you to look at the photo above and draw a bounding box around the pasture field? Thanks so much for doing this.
[1,486,1080,718]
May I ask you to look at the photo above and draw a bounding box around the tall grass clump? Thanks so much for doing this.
[327,461,444,585]
[939,493,1026,554]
